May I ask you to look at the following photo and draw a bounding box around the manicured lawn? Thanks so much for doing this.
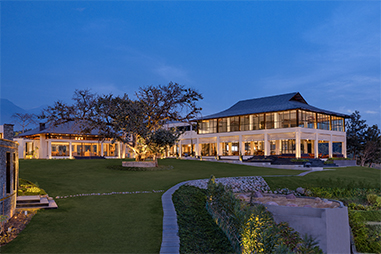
[264,166,381,190]
[2,159,300,253]
[3,159,379,253]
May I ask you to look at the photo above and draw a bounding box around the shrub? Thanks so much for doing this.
[18,179,46,196]
[367,194,381,207]
[349,210,381,253]
[206,175,323,253]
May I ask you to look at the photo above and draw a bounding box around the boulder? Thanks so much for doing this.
[296,187,305,195]
[286,194,296,199]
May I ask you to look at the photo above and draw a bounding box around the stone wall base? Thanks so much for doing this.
[122,161,157,168]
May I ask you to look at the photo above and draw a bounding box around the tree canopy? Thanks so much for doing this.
[41,82,203,161]
[346,111,380,166]
[12,113,37,133]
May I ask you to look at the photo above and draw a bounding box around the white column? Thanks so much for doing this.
[178,140,182,158]
[329,135,333,158]
[343,138,347,158]
[195,138,200,157]
[264,133,269,157]
[276,140,281,155]
[69,141,73,159]
[122,143,126,159]
[295,131,301,158]
[227,118,231,132]
[250,141,254,155]
[101,142,104,157]
[216,136,221,156]
[239,135,244,156]
[40,135,45,159]
[314,133,319,158]
[48,140,52,159]
[249,115,253,130]
[228,142,232,155]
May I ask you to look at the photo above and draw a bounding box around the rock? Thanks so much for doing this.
[286,203,298,207]
[286,194,296,199]
[315,197,321,202]
[253,191,263,198]
[296,187,305,195]
[266,201,279,206]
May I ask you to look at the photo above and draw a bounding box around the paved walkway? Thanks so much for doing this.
[160,181,190,254]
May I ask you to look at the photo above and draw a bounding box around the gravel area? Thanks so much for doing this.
[186,176,270,193]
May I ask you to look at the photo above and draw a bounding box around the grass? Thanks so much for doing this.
[2,159,299,253]
[172,185,234,253]
[2,159,380,253]
[264,166,381,190]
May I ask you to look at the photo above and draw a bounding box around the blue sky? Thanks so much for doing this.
[1,1,380,126]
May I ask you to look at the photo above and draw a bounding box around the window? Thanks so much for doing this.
[6,152,11,194]
[51,143,69,157]
[218,118,228,133]
[281,140,296,154]
[265,113,274,129]
[252,114,265,130]
[103,143,118,157]
[229,117,240,132]
[240,116,250,131]
[13,153,17,191]
[317,113,330,130]
[198,119,217,134]
[298,110,316,129]
[331,116,344,132]
[201,143,216,156]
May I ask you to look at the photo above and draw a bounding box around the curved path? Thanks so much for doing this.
[159,169,328,253]
[159,181,190,254]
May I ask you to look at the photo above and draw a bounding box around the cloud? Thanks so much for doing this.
[365,110,378,114]
[154,65,189,82]
[74,8,86,12]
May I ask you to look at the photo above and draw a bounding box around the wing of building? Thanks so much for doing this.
[14,122,129,159]
[167,92,349,159]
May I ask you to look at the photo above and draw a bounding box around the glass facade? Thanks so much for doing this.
[281,140,296,154]
[221,142,240,156]
[181,144,195,156]
[198,110,344,134]
[51,142,70,157]
[103,143,118,157]
[331,116,344,131]
[317,113,330,130]
[201,143,216,156]
[198,119,217,134]
[298,110,316,129]
[243,141,264,156]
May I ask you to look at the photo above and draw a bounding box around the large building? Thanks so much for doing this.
[15,122,127,159]
[169,92,349,159]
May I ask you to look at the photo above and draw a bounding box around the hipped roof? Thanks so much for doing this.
[17,121,100,138]
[200,92,349,120]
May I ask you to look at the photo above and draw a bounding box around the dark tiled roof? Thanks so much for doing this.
[200,92,349,120]
[17,122,100,137]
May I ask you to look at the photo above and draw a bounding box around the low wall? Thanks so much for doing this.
[333,160,357,167]
[0,139,18,220]
[264,199,350,254]
[122,161,156,168]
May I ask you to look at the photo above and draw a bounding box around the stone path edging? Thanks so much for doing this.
[160,181,190,254]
